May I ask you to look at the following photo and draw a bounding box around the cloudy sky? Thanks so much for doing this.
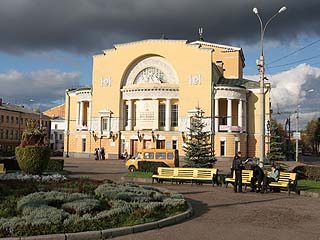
[0,0,319,128]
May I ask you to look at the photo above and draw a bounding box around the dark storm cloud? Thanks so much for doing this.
[0,0,319,54]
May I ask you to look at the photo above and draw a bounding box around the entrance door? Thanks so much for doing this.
[131,140,138,157]
[156,140,165,149]
[220,141,225,156]
[143,140,152,149]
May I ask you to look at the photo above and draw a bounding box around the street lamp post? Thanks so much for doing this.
[253,6,287,168]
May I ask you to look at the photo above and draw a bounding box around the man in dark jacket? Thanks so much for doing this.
[232,151,244,193]
[250,164,264,192]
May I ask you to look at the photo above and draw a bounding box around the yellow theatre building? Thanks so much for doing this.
[64,38,270,160]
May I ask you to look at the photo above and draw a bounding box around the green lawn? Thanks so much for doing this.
[127,171,153,178]
[298,180,320,192]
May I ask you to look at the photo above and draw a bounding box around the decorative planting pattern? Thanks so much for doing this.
[0,182,187,238]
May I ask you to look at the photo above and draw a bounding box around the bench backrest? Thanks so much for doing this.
[242,170,253,181]
[157,167,217,179]
[0,163,5,172]
[158,167,175,177]
[194,168,217,178]
[266,171,297,183]
[176,168,194,178]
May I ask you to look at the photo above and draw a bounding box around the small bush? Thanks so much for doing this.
[0,158,20,171]
[138,161,169,173]
[16,146,50,174]
[293,166,320,181]
[46,159,64,172]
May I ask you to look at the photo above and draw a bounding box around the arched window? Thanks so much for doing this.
[134,67,166,84]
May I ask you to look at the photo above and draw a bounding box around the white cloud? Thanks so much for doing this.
[245,64,320,128]
[0,69,80,108]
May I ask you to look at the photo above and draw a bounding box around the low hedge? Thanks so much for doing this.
[15,146,50,174]
[0,158,20,171]
[46,159,64,172]
[138,161,169,173]
[293,165,320,181]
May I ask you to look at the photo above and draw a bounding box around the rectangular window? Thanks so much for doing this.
[156,152,166,160]
[172,140,177,149]
[11,116,14,123]
[16,117,19,124]
[102,117,108,131]
[143,152,154,159]
[1,115,3,123]
[82,138,86,152]
[59,134,63,140]
[0,129,3,139]
[167,152,174,160]
[6,116,9,123]
[220,141,225,156]
[55,124,58,129]
[20,118,23,124]
[159,103,165,127]
[171,104,178,127]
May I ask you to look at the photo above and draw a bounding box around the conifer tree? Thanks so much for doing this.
[183,107,216,167]
[267,118,286,161]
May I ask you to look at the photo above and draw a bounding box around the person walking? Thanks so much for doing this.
[232,151,244,193]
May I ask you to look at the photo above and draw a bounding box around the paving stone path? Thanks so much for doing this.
[64,158,320,240]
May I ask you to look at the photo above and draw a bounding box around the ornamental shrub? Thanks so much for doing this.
[15,146,50,175]
[293,166,320,181]
[137,161,168,173]
[46,159,64,172]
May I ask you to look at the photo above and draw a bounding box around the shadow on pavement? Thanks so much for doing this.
[208,196,289,209]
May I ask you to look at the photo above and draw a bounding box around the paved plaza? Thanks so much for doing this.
[64,157,320,240]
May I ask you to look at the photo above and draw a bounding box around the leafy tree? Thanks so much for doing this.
[267,118,286,161]
[183,107,216,167]
[303,118,320,154]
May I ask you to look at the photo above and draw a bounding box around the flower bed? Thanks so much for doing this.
[0,178,187,238]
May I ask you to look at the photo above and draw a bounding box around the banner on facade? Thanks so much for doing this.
[136,100,158,129]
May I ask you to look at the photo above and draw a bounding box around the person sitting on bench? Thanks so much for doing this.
[262,165,279,193]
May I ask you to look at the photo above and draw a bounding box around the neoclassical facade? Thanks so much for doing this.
[64,39,270,160]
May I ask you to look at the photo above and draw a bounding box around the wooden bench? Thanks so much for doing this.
[0,163,6,174]
[225,170,253,190]
[152,167,219,186]
[266,171,297,195]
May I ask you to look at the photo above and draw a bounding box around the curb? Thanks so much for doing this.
[300,191,320,198]
[121,176,153,184]
[2,202,193,240]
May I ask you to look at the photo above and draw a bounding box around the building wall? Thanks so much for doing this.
[0,105,50,156]
[43,104,65,118]
[64,39,270,160]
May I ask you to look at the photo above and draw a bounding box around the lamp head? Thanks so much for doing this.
[278,6,287,13]
[253,7,258,14]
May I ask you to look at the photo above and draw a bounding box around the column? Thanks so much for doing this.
[165,98,171,131]
[227,99,232,132]
[88,100,92,130]
[79,101,84,128]
[238,99,243,132]
[243,100,247,132]
[214,98,219,133]
[127,100,133,131]
[76,101,80,126]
